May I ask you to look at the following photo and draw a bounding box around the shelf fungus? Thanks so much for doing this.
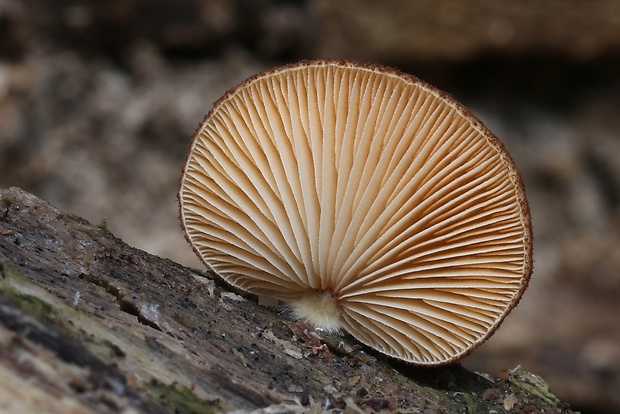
[178,60,532,365]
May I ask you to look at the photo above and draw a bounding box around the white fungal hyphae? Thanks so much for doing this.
[178,60,533,365]
[290,291,342,332]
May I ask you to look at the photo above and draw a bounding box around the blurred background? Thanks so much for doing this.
[1,1,619,412]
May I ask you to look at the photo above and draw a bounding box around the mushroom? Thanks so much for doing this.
[178,60,532,365]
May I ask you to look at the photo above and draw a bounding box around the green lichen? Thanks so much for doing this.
[504,367,560,407]
[0,261,30,282]
[0,262,73,337]
[8,290,55,318]
[0,274,57,320]
[462,392,494,414]
[146,378,225,414]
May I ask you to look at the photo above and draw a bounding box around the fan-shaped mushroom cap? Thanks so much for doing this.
[178,60,532,365]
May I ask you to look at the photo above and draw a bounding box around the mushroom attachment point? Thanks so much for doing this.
[178,60,533,365]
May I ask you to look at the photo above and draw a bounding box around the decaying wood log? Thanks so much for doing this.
[0,187,574,413]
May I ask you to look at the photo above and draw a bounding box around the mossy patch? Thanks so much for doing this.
[0,268,57,321]
[499,367,561,409]
[146,378,225,414]
[462,391,495,414]
[0,261,30,282]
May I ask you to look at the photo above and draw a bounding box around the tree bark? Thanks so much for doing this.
[0,187,573,413]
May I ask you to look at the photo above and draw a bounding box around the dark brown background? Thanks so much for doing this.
[1,1,619,412]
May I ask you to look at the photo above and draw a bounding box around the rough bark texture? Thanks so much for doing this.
[0,187,574,413]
